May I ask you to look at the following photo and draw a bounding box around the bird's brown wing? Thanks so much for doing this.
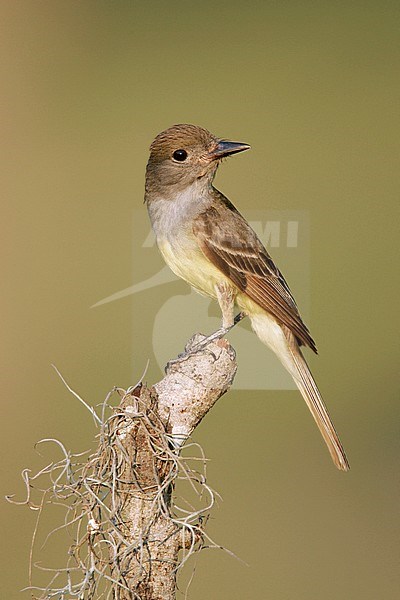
[193,196,317,352]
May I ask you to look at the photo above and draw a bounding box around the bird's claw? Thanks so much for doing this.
[164,312,246,372]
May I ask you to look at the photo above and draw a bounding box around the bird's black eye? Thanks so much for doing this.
[172,149,188,162]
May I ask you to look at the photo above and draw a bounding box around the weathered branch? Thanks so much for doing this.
[8,334,237,599]
[112,334,237,599]
[156,334,237,443]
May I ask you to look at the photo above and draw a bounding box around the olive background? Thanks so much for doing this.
[2,2,399,598]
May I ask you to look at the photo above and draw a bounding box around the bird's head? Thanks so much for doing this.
[145,124,250,196]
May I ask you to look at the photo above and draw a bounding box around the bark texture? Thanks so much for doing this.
[112,334,237,599]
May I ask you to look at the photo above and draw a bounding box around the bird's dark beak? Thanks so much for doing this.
[209,140,251,160]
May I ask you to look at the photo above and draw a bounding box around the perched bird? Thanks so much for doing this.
[145,124,349,471]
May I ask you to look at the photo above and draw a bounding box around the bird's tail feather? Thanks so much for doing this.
[247,310,349,470]
[286,337,350,471]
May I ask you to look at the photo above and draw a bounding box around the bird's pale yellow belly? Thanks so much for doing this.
[158,237,232,299]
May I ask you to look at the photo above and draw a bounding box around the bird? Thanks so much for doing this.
[145,123,349,471]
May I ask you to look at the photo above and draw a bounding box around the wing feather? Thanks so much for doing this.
[193,195,317,352]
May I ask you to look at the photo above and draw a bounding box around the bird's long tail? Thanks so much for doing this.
[249,313,349,470]
[286,337,349,471]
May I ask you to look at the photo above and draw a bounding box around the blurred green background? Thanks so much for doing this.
[2,1,399,598]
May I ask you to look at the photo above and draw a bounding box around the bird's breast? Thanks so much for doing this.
[147,189,234,298]
[158,234,230,299]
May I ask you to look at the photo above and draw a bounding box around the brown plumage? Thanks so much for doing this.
[145,124,349,471]
[192,191,317,352]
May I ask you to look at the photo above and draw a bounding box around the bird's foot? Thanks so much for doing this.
[189,311,247,353]
[165,312,246,372]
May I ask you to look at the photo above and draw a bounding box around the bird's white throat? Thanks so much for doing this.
[147,180,212,242]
